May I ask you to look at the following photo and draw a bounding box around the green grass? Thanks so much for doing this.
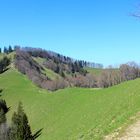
[85,67,103,76]
[85,67,119,76]
[1,69,140,139]
[32,57,60,80]
[0,52,15,59]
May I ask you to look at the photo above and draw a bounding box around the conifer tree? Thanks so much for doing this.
[8,46,13,53]
[4,47,8,54]
[10,102,32,140]
[9,102,42,140]
[0,56,10,73]
[0,100,42,140]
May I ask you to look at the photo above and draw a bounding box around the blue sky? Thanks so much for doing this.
[0,0,140,66]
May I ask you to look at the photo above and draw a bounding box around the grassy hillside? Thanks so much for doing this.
[1,69,140,139]
[85,67,119,76]
[32,56,61,80]
[85,67,103,76]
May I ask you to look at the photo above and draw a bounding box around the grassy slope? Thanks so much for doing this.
[32,57,61,80]
[1,69,140,139]
[85,67,119,76]
[85,67,103,76]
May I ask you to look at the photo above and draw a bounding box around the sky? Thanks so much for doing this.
[0,0,140,67]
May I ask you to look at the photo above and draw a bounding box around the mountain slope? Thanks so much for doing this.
[1,69,140,139]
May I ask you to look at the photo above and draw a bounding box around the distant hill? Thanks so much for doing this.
[0,46,140,91]
[13,47,104,90]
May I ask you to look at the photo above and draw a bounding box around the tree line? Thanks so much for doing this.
[90,62,140,88]
[0,99,42,140]
[0,46,14,54]
[20,47,103,69]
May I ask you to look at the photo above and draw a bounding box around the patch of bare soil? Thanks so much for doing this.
[105,113,140,140]
[117,120,140,140]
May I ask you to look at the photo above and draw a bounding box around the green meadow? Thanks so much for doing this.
[1,69,140,140]
[85,67,103,76]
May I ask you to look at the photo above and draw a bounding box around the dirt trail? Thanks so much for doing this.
[118,120,140,140]
[105,119,140,140]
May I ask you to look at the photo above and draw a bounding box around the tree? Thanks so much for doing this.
[9,102,42,140]
[55,65,60,73]
[0,99,10,140]
[14,45,20,51]
[0,99,42,140]
[0,56,10,73]
[0,48,1,53]
[3,47,8,54]
[131,4,140,18]
[8,45,13,53]
[60,71,65,78]
[119,62,139,81]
